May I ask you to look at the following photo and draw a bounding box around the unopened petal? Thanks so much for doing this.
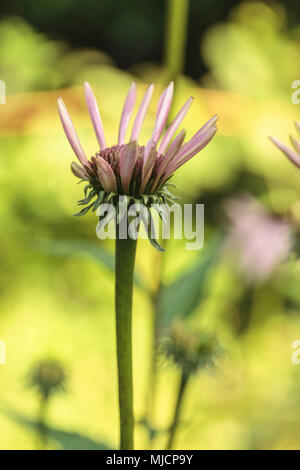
[131,83,154,141]
[119,141,138,194]
[95,157,117,192]
[71,161,89,180]
[118,82,137,145]
[84,82,106,150]
[57,97,89,166]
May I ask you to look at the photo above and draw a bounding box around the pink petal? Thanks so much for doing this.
[119,141,138,194]
[269,136,300,169]
[158,97,193,155]
[84,82,106,150]
[95,157,117,192]
[151,129,186,192]
[118,82,137,145]
[131,83,154,141]
[152,82,174,145]
[140,140,157,193]
[290,135,300,154]
[57,97,89,167]
[71,161,89,180]
[295,121,300,135]
[179,115,218,157]
[164,127,217,179]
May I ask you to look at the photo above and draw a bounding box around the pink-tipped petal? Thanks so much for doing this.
[295,121,300,135]
[84,82,106,150]
[152,82,174,145]
[179,115,219,156]
[71,161,89,180]
[119,141,138,194]
[118,82,137,145]
[57,97,89,166]
[140,141,157,193]
[290,135,300,154]
[269,136,300,169]
[164,127,217,178]
[156,88,166,119]
[151,130,186,192]
[158,97,193,154]
[95,157,117,192]
[131,83,154,141]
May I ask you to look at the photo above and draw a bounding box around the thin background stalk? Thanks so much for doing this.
[166,371,189,450]
[164,0,190,82]
[144,0,190,442]
[115,235,138,450]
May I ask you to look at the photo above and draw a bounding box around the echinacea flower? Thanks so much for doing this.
[269,121,300,169]
[164,320,221,377]
[225,196,292,283]
[58,81,218,218]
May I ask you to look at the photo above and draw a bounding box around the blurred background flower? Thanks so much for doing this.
[224,196,293,283]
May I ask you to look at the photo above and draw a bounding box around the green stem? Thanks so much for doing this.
[115,236,138,450]
[166,371,189,450]
[37,395,48,450]
[164,0,190,81]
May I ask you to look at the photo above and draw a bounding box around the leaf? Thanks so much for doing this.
[92,191,105,211]
[78,189,96,205]
[73,203,94,217]
[3,408,112,450]
[157,234,223,329]
[36,238,146,291]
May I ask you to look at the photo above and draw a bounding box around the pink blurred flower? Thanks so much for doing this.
[269,122,300,169]
[58,81,218,196]
[225,197,292,283]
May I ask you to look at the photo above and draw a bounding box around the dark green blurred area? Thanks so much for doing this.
[1,0,300,450]
[3,0,300,81]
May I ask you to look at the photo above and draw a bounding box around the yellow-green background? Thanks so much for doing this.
[1,1,300,449]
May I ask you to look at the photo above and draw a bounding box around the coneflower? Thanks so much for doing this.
[58,81,218,450]
[58,82,217,245]
[269,121,300,170]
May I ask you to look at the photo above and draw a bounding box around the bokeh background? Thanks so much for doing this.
[1,0,300,450]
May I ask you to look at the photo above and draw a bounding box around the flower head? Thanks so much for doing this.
[58,81,218,200]
[27,359,67,400]
[269,122,300,169]
[163,320,222,378]
[225,196,292,283]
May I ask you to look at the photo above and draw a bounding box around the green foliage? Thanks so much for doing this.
[4,409,111,450]
[157,234,222,329]
[36,238,146,291]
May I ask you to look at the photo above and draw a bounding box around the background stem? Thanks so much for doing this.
[115,236,137,450]
[164,0,190,81]
[37,395,48,450]
[166,371,189,450]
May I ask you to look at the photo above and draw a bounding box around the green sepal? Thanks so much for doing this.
[73,202,95,217]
